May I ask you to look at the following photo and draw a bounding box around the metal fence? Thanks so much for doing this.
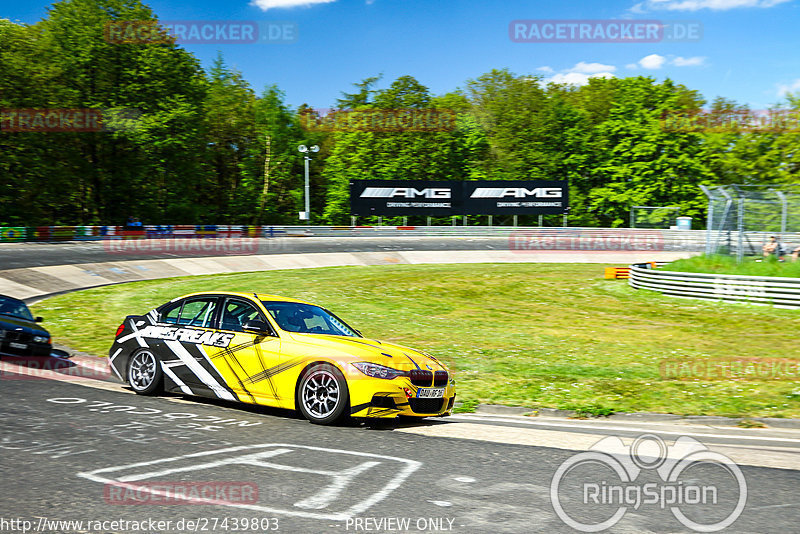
[629,263,800,309]
[701,184,800,261]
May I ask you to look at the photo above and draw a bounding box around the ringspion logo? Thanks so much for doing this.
[551,434,746,532]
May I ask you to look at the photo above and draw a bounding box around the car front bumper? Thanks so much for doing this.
[349,378,456,419]
[0,340,52,357]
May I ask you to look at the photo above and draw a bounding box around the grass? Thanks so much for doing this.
[30,263,800,418]
[667,254,800,277]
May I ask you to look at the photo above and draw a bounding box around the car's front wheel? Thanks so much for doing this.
[297,364,349,425]
[127,349,162,395]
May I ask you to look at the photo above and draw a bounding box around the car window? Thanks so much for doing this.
[0,297,34,321]
[180,299,218,328]
[221,299,263,332]
[161,303,181,324]
[160,298,217,327]
[261,301,359,337]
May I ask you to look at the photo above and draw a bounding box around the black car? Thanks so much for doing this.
[0,294,52,357]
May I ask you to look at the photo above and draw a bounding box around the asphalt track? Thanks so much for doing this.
[0,237,515,269]
[1,239,798,533]
[1,360,800,534]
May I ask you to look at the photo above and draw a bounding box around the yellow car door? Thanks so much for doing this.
[208,296,286,407]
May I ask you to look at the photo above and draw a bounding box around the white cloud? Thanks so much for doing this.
[543,60,618,86]
[633,0,790,11]
[672,56,706,66]
[549,71,615,86]
[571,61,617,74]
[625,63,639,69]
[638,54,667,69]
[777,79,800,97]
[250,0,336,11]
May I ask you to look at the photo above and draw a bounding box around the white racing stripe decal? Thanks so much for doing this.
[163,340,235,401]
[160,360,193,395]
[109,348,124,380]
[124,318,148,348]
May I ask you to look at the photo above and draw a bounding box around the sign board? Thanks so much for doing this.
[350,180,568,216]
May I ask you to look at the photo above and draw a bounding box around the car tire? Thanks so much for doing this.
[296,364,349,425]
[127,349,162,395]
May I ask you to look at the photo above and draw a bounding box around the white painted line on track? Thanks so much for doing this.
[447,414,800,444]
[78,443,421,521]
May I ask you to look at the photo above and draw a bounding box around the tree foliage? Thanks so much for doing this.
[2,1,799,227]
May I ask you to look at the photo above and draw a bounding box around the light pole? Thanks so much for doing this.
[297,144,319,221]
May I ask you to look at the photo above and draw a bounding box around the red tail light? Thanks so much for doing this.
[115,323,125,337]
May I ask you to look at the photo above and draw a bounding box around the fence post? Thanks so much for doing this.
[736,198,745,263]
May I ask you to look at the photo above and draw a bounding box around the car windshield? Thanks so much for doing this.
[0,296,34,321]
[260,301,359,337]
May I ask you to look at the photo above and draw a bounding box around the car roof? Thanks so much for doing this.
[174,291,313,305]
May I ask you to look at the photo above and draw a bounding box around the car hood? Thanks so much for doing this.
[0,315,48,337]
[285,333,448,372]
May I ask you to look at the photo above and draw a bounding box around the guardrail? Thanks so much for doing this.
[628,264,800,309]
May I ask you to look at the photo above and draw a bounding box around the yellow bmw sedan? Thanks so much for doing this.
[109,292,456,424]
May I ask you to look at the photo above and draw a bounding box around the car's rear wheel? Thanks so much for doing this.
[297,364,349,425]
[127,349,162,395]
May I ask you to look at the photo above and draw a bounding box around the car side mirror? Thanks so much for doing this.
[242,320,272,335]
[35,316,43,323]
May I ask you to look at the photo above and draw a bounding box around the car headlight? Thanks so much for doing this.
[351,362,406,380]
[33,335,49,344]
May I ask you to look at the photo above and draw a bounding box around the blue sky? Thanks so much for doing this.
[4,0,800,110]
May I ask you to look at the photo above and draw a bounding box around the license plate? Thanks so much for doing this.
[9,342,27,350]
[416,387,445,398]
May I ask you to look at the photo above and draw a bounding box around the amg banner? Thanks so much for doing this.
[350,180,568,216]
